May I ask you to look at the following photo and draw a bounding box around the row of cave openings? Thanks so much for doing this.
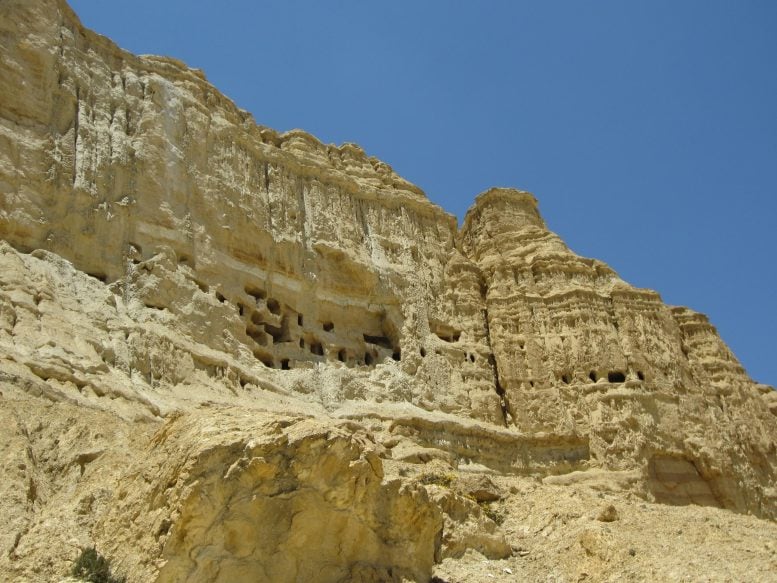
[559,369,646,385]
[129,248,475,372]
[231,283,401,371]
[418,321,479,364]
[513,338,646,387]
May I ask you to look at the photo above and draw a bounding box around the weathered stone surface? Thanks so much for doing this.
[0,0,504,425]
[97,411,443,583]
[460,188,777,517]
[0,1,775,581]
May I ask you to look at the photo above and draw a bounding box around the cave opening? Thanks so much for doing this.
[245,285,266,302]
[267,298,281,315]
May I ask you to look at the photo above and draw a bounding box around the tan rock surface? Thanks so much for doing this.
[0,1,775,581]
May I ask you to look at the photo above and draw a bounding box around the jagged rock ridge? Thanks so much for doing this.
[0,1,775,581]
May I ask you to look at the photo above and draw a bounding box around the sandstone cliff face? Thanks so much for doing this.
[461,189,777,516]
[97,412,443,583]
[0,0,502,425]
[0,1,776,582]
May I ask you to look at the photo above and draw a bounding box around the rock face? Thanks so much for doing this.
[98,412,443,583]
[460,189,777,515]
[0,1,775,582]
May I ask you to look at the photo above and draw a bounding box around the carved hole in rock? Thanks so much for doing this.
[430,320,461,343]
[323,321,334,332]
[266,298,281,315]
[246,324,267,346]
[529,381,535,387]
[561,374,570,384]
[337,349,347,362]
[608,371,626,383]
[253,350,273,368]
[392,350,401,362]
[87,271,107,283]
[518,340,526,350]
[281,359,290,370]
[469,354,476,363]
[364,352,374,366]
[363,334,392,349]
[310,341,324,356]
[245,285,266,302]
[589,371,598,382]
[436,331,461,342]
[299,338,305,349]
[420,347,427,357]
[265,317,291,344]
[298,314,303,326]
[194,280,208,293]
[238,303,246,317]
[215,291,226,303]
[637,371,645,381]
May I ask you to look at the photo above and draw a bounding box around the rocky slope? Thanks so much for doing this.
[0,0,775,581]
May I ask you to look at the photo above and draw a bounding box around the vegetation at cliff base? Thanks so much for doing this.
[71,547,126,583]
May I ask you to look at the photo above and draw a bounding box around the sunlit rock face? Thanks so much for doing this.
[461,187,776,514]
[0,0,506,424]
[0,1,775,582]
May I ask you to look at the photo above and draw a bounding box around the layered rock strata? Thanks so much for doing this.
[0,0,503,425]
[0,0,775,581]
[460,189,777,516]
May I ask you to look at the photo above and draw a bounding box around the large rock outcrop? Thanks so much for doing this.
[461,188,777,515]
[0,0,775,581]
[98,411,443,583]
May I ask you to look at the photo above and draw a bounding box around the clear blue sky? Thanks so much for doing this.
[69,1,777,387]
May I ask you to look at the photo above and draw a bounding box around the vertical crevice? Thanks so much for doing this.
[72,86,80,186]
[482,299,510,427]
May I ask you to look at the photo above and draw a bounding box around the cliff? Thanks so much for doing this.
[0,1,775,581]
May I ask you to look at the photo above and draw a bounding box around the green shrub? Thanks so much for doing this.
[71,547,126,583]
